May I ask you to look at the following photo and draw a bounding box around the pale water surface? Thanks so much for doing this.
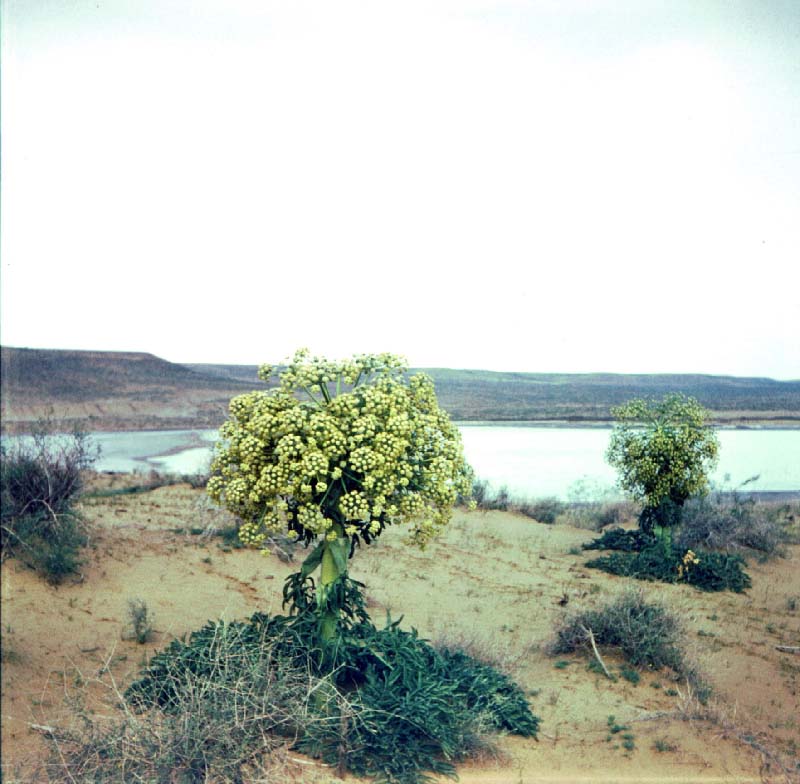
[457,425,800,500]
[36,425,800,501]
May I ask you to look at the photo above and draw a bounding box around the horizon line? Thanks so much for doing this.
[2,344,798,384]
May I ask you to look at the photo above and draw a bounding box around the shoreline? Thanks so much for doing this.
[81,470,800,503]
[3,417,800,436]
[454,418,800,430]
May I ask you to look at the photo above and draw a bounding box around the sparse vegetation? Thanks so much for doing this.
[84,469,208,499]
[465,479,636,532]
[653,738,678,753]
[1,420,97,583]
[676,485,797,557]
[548,589,708,697]
[4,467,797,782]
[607,715,628,735]
[605,716,635,752]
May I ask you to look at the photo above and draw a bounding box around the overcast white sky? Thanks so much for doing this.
[1,1,798,378]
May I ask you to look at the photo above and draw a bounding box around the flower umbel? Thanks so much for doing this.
[676,549,701,580]
[207,349,474,551]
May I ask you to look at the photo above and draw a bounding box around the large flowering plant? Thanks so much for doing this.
[207,349,473,636]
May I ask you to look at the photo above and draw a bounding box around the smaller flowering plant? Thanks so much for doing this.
[606,394,719,536]
[676,549,701,581]
[207,349,473,636]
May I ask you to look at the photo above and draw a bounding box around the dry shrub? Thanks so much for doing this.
[548,588,708,697]
[556,500,638,531]
[677,491,798,558]
[514,497,565,524]
[1,424,97,582]
[39,625,325,783]
[552,479,639,531]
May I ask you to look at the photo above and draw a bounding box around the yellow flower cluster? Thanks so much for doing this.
[207,349,474,551]
[676,549,701,580]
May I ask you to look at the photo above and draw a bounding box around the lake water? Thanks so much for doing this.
[16,424,795,501]
[457,424,800,500]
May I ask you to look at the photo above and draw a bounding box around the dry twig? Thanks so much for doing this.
[581,625,613,679]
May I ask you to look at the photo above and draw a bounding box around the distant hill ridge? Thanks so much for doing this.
[2,347,798,433]
[185,362,800,419]
[2,348,256,399]
[1,347,257,433]
[187,362,793,387]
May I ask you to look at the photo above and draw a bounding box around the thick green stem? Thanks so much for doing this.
[655,525,673,554]
[318,522,348,643]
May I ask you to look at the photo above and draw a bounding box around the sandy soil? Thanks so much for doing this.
[2,476,799,783]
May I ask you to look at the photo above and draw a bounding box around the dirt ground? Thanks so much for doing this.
[2,474,799,783]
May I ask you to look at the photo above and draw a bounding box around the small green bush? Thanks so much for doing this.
[585,545,751,593]
[22,520,87,583]
[124,599,155,644]
[214,525,246,549]
[619,665,640,685]
[653,738,679,753]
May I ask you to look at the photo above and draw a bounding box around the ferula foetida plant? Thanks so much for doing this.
[208,349,473,633]
[606,393,719,532]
